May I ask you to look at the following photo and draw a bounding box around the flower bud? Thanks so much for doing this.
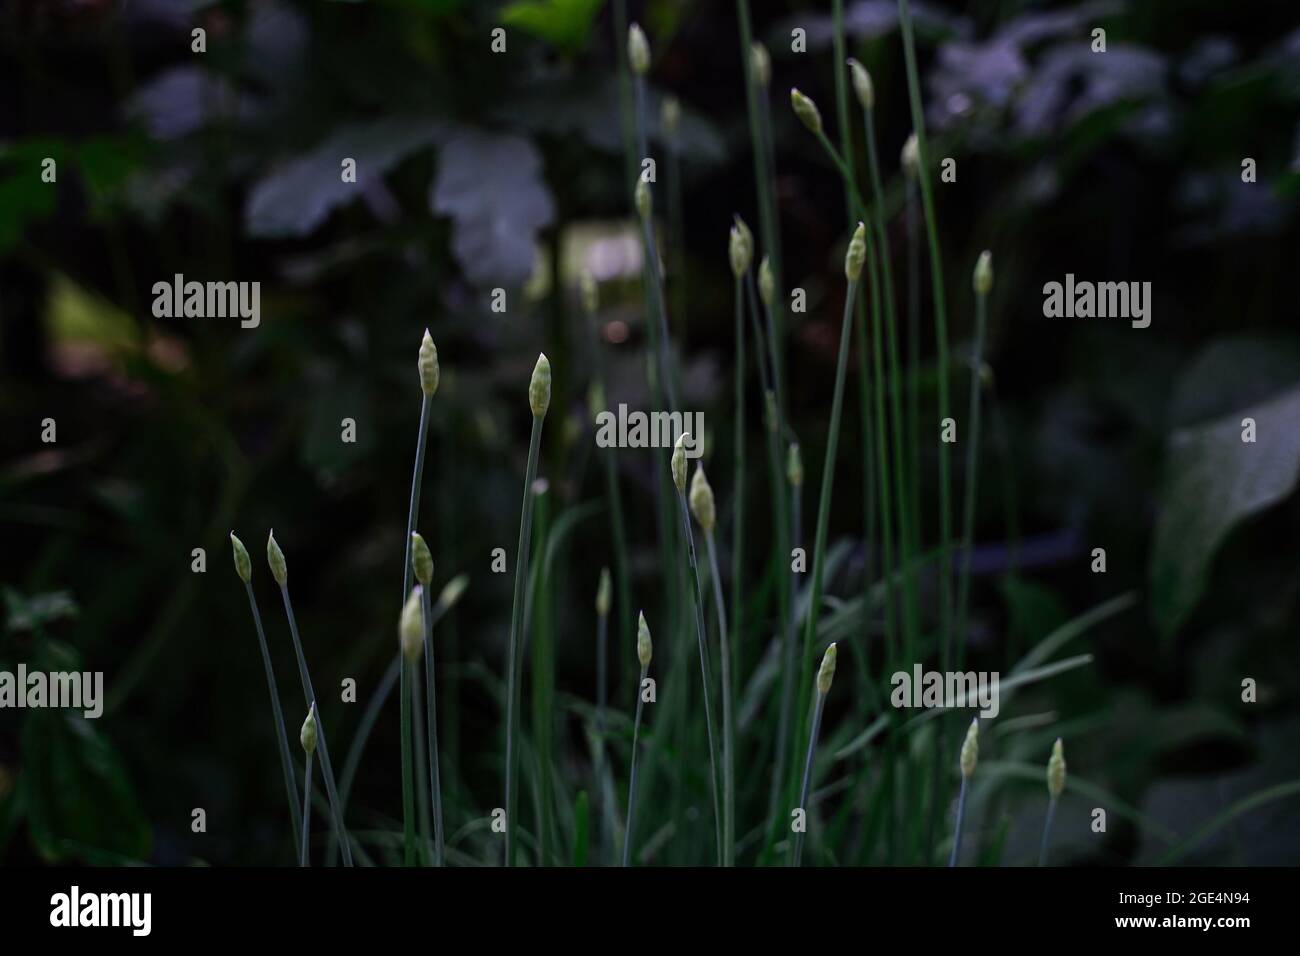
[960,717,979,778]
[438,573,469,610]
[848,58,874,110]
[751,42,770,87]
[661,95,680,138]
[728,217,754,278]
[790,88,822,135]
[901,133,919,180]
[628,23,650,75]
[529,352,551,418]
[787,442,803,487]
[758,255,775,305]
[411,532,434,587]
[419,330,440,397]
[230,532,252,583]
[816,642,838,695]
[845,221,867,281]
[267,531,287,587]
[596,567,612,618]
[635,177,652,221]
[637,611,653,668]
[671,433,689,493]
[399,586,424,661]
[689,466,716,535]
[974,250,993,296]
[300,703,317,755]
[1047,738,1066,799]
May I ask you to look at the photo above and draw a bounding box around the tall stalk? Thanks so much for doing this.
[897,0,954,666]
[729,236,747,804]
[412,532,445,866]
[670,434,724,865]
[792,644,837,866]
[299,703,317,867]
[266,532,352,865]
[595,566,612,859]
[622,614,653,867]
[956,253,992,669]
[397,331,439,865]
[503,355,551,866]
[690,466,733,866]
[230,533,301,859]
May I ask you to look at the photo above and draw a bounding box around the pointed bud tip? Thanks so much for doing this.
[529,352,552,417]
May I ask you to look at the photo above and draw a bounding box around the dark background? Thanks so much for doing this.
[1,0,1298,866]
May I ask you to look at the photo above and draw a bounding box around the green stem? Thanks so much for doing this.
[705,532,734,867]
[1039,795,1058,866]
[278,584,352,866]
[622,664,650,867]
[949,774,968,867]
[955,288,988,668]
[300,748,314,867]
[421,586,445,866]
[504,416,544,866]
[400,655,415,865]
[241,580,302,860]
[792,690,827,866]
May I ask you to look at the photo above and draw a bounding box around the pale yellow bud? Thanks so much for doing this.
[816,642,838,695]
[399,586,424,661]
[419,329,440,397]
[960,718,979,778]
[529,352,551,418]
[1047,738,1066,799]
[845,221,867,281]
[637,611,652,668]
[689,466,716,534]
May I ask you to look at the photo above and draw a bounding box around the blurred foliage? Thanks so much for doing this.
[1,0,1298,865]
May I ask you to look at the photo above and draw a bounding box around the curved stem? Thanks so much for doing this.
[421,586,445,866]
[300,748,314,868]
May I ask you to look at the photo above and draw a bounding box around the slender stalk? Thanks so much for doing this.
[1039,797,1058,866]
[956,262,990,668]
[300,749,314,867]
[793,644,837,867]
[731,273,745,823]
[793,254,861,809]
[420,584,445,866]
[906,179,922,539]
[399,334,437,864]
[704,532,734,866]
[949,776,969,867]
[622,663,650,867]
[505,372,548,866]
[274,574,352,866]
[897,0,954,664]
[237,573,302,859]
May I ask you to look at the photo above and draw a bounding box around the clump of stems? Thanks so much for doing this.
[230,532,301,860]
[793,643,838,866]
[1040,738,1066,865]
[266,531,352,866]
[950,717,978,866]
[299,702,317,867]
[504,353,551,866]
[622,612,653,867]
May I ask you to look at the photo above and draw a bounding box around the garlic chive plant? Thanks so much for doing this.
[230,532,301,858]
[671,433,724,864]
[950,718,978,867]
[1040,738,1067,866]
[622,612,653,867]
[299,703,317,867]
[412,532,445,866]
[504,354,551,866]
[690,464,733,866]
[399,330,439,864]
[793,643,838,866]
[267,531,353,865]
